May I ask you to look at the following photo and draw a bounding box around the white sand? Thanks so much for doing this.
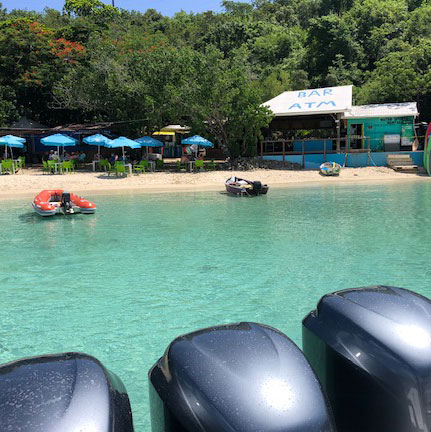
[0,166,428,199]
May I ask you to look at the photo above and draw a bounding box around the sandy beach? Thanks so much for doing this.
[0,166,428,199]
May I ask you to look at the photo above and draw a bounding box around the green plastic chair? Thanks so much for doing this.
[62,160,74,173]
[114,162,127,177]
[47,160,58,174]
[155,159,164,170]
[99,159,111,174]
[205,159,215,170]
[18,156,25,169]
[194,159,204,172]
[42,160,50,174]
[133,160,146,174]
[1,159,16,174]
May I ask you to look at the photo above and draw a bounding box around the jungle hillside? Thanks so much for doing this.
[1,0,430,156]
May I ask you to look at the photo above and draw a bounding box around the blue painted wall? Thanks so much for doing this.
[293,140,333,152]
[347,117,415,151]
[264,151,424,169]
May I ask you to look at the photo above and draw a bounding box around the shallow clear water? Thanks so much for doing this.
[1,182,431,431]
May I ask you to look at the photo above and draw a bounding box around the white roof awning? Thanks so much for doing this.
[342,102,418,119]
[263,85,353,117]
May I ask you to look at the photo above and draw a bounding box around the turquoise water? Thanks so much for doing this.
[1,182,431,431]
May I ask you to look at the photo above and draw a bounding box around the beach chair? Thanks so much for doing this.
[205,159,215,170]
[62,161,75,174]
[155,159,164,171]
[194,160,204,172]
[114,162,127,177]
[42,160,50,174]
[133,161,146,174]
[18,156,25,169]
[99,159,111,174]
[1,159,17,174]
[47,160,58,174]
[176,160,187,172]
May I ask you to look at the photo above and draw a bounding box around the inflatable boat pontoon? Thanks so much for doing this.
[32,189,96,216]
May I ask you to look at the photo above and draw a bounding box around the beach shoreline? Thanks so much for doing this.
[0,167,429,200]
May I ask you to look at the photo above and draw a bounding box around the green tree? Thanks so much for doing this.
[184,48,273,158]
[306,14,363,83]
[0,85,18,126]
[357,39,431,117]
[63,0,119,21]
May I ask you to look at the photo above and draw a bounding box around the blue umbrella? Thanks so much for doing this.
[83,134,112,158]
[181,135,213,148]
[41,134,77,147]
[135,136,163,147]
[135,136,163,158]
[106,136,140,161]
[41,134,77,158]
[0,135,26,158]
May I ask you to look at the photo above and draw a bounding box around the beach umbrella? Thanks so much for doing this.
[0,135,26,159]
[182,135,213,157]
[181,135,213,148]
[105,136,140,161]
[41,134,77,158]
[135,136,163,158]
[83,134,112,159]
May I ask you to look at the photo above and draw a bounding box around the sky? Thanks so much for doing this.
[1,0,234,16]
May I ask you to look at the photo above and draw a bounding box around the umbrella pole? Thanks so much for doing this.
[98,145,100,159]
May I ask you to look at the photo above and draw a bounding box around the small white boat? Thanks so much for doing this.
[320,162,341,176]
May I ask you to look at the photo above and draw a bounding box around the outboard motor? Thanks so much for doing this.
[149,322,335,432]
[0,352,134,432]
[303,285,431,432]
[61,191,73,214]
[252,181,262,193]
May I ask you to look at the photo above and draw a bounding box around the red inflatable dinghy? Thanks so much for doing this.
[32,189,96,217]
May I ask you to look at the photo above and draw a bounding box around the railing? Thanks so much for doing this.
[259,135,422,168]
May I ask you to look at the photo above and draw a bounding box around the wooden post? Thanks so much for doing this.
[323,139,326,162]
[302,141,305,169]
[366,137,370,166]
[336,113,341,153]
[31,135,36,163]
[282,140,286,163]
[260,141,263,159]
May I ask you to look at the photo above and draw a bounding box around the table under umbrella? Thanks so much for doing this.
[105,136,141,161]
[40,134,77,158]
[0,135,26,159]
[135,136,163,158]
[181,135,213,156]
[83,134,112,159]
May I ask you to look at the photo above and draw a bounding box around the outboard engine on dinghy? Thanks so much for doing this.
[252,180,262,192]
[303,285,431,432]
[0,352,134,432]
[149,322,335,432]
[61,191,73,214]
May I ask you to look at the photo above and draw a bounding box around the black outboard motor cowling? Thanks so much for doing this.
[61,191,73,213]
[252,181,262,192]
[0,352,134,432]
[149,322,335,432]
[303,285,431,432]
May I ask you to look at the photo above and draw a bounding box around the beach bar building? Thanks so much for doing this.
[261,85,421,168]
[343,103,418,152]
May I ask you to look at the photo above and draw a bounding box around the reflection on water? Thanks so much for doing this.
[1,183,431,431]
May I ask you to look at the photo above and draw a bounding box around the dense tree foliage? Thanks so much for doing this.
[1,0,431,155]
